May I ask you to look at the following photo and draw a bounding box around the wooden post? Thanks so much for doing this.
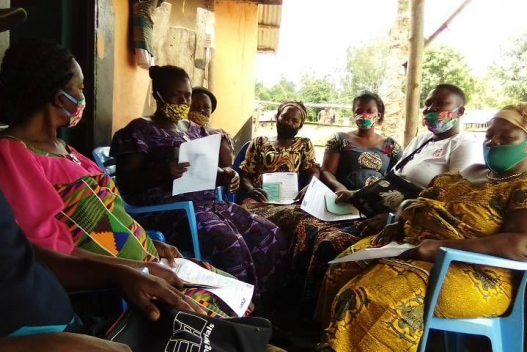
[404,0,425,146]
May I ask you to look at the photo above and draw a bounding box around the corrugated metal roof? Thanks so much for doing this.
[257,4,282,53]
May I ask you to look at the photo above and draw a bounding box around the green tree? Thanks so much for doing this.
[255,76,297,103]
[341,41,389,102]
[489,31,527,103]
[420,46,475,105]
[298,75,338,121]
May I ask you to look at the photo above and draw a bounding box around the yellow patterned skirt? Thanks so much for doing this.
[319,239,517,352]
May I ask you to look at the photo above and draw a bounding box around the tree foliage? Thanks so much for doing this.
[420,46,475,105]
[489,31,527,103]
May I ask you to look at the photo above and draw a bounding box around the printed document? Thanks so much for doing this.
[262,172,298,204]
[172,134,221,195]
[329,242,416,264]
[301,178,361,222]
[161,258,254,317]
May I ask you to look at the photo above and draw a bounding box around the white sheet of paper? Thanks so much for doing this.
[172,134,221,196]
[329,242,416,264]
[161,258,254,317]
[262,172,298,204]
[300,178,361,222]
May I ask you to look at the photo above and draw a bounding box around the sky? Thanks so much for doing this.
[256,0,527,87]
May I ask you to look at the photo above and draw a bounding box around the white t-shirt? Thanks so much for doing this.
[394,132,483,188]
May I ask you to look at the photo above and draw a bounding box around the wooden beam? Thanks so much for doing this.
[404,0,425,146]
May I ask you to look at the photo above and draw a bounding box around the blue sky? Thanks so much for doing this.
[256,0,527,87]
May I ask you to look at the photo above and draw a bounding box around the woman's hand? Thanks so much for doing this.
[295,185,309,202]
[144,261,184,289]
[247,188,268,202]
[169,161,190,179]
[335,190,355,203]
[356,213,390,237]
[218,167,240,193]
[372,221,404,246]
[399,239,442,262]
[115,265,207,320]
[153,240,182,267]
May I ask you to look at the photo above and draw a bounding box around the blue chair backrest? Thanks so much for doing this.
[233,141,250,173]
[92,146,116,176]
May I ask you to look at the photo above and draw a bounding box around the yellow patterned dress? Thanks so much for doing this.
[318,171,527,352]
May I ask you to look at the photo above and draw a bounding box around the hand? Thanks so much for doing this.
[144,261,184,288]
[356,213,390,237]
[0,333,132,352]
[169,161,190,179]
[247,188,268,202]
[218,167,240,193]
[153,240,182,267]
[372,222,404,246]
[399,239,442,262]
[114,265,207,320]
[335,190,355,203]
[295,185,309,202]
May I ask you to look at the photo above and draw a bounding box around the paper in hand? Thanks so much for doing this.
[262,172,298,204]
[172,134,221,195]
[329,242,416,264]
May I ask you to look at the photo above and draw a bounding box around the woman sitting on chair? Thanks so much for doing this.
[110,65,288,311]
[0,39,244,318]
[316,103,527,352]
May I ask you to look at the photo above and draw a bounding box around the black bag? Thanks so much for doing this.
[105,304,272,352]
[350,138,434,217]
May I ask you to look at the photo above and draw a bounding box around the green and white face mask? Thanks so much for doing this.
[483,140,527,174]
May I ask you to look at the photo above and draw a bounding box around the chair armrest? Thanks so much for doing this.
[439,247,527,271]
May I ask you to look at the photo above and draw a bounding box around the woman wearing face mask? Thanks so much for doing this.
[316,103,527,352]
[355,84,482,237]
[111,65,289,312]
[239,101,319,204]
[0,39,243,318]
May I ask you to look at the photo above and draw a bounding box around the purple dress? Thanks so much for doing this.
[110,118,289,307]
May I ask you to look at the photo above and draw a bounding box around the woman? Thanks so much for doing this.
[317,103,527,352]
[0,39,240,318]
[238,102,318,246]
[288,92,401,303]
[110,65,288,311]
[357,84,483,236]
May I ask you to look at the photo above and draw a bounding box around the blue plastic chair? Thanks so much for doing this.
[419,247,527,352]
[92,147,202,260]
[229,141,251,203]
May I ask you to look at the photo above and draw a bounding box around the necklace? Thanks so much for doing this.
[486,170,525,181]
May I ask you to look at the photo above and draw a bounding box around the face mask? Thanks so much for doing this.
[60,90,86,128]
[483,140,527,174]
[188,111,210,127]
[276,122,298,139]
[423,108,459,134]
[355,113,378,129]
[156,91,189,123]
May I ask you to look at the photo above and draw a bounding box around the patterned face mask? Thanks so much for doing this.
[355,113,378,129]
[423,108,459,134]
[156,91,189,123]
[60,90,86,128]
[188,111,210,127]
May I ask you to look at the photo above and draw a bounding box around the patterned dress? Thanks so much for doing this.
[0,137,246,318]
[319,171,525,351]
[293,132,402,302]
[110,118,289,309]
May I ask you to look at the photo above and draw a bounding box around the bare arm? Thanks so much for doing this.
[321,151,346,192]
[406,209,527,262]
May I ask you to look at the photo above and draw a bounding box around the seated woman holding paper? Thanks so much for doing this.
[315,104,527,352]
[110,65,288,311]
[287,92,401,303]
[0,40,244,318]
[355,83,483,236]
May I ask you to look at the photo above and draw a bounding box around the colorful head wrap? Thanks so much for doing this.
[276,101,308,122]
[493,102,527,134]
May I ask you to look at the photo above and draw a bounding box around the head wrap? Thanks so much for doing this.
[276,101,308,122]
[493,102,527,134]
